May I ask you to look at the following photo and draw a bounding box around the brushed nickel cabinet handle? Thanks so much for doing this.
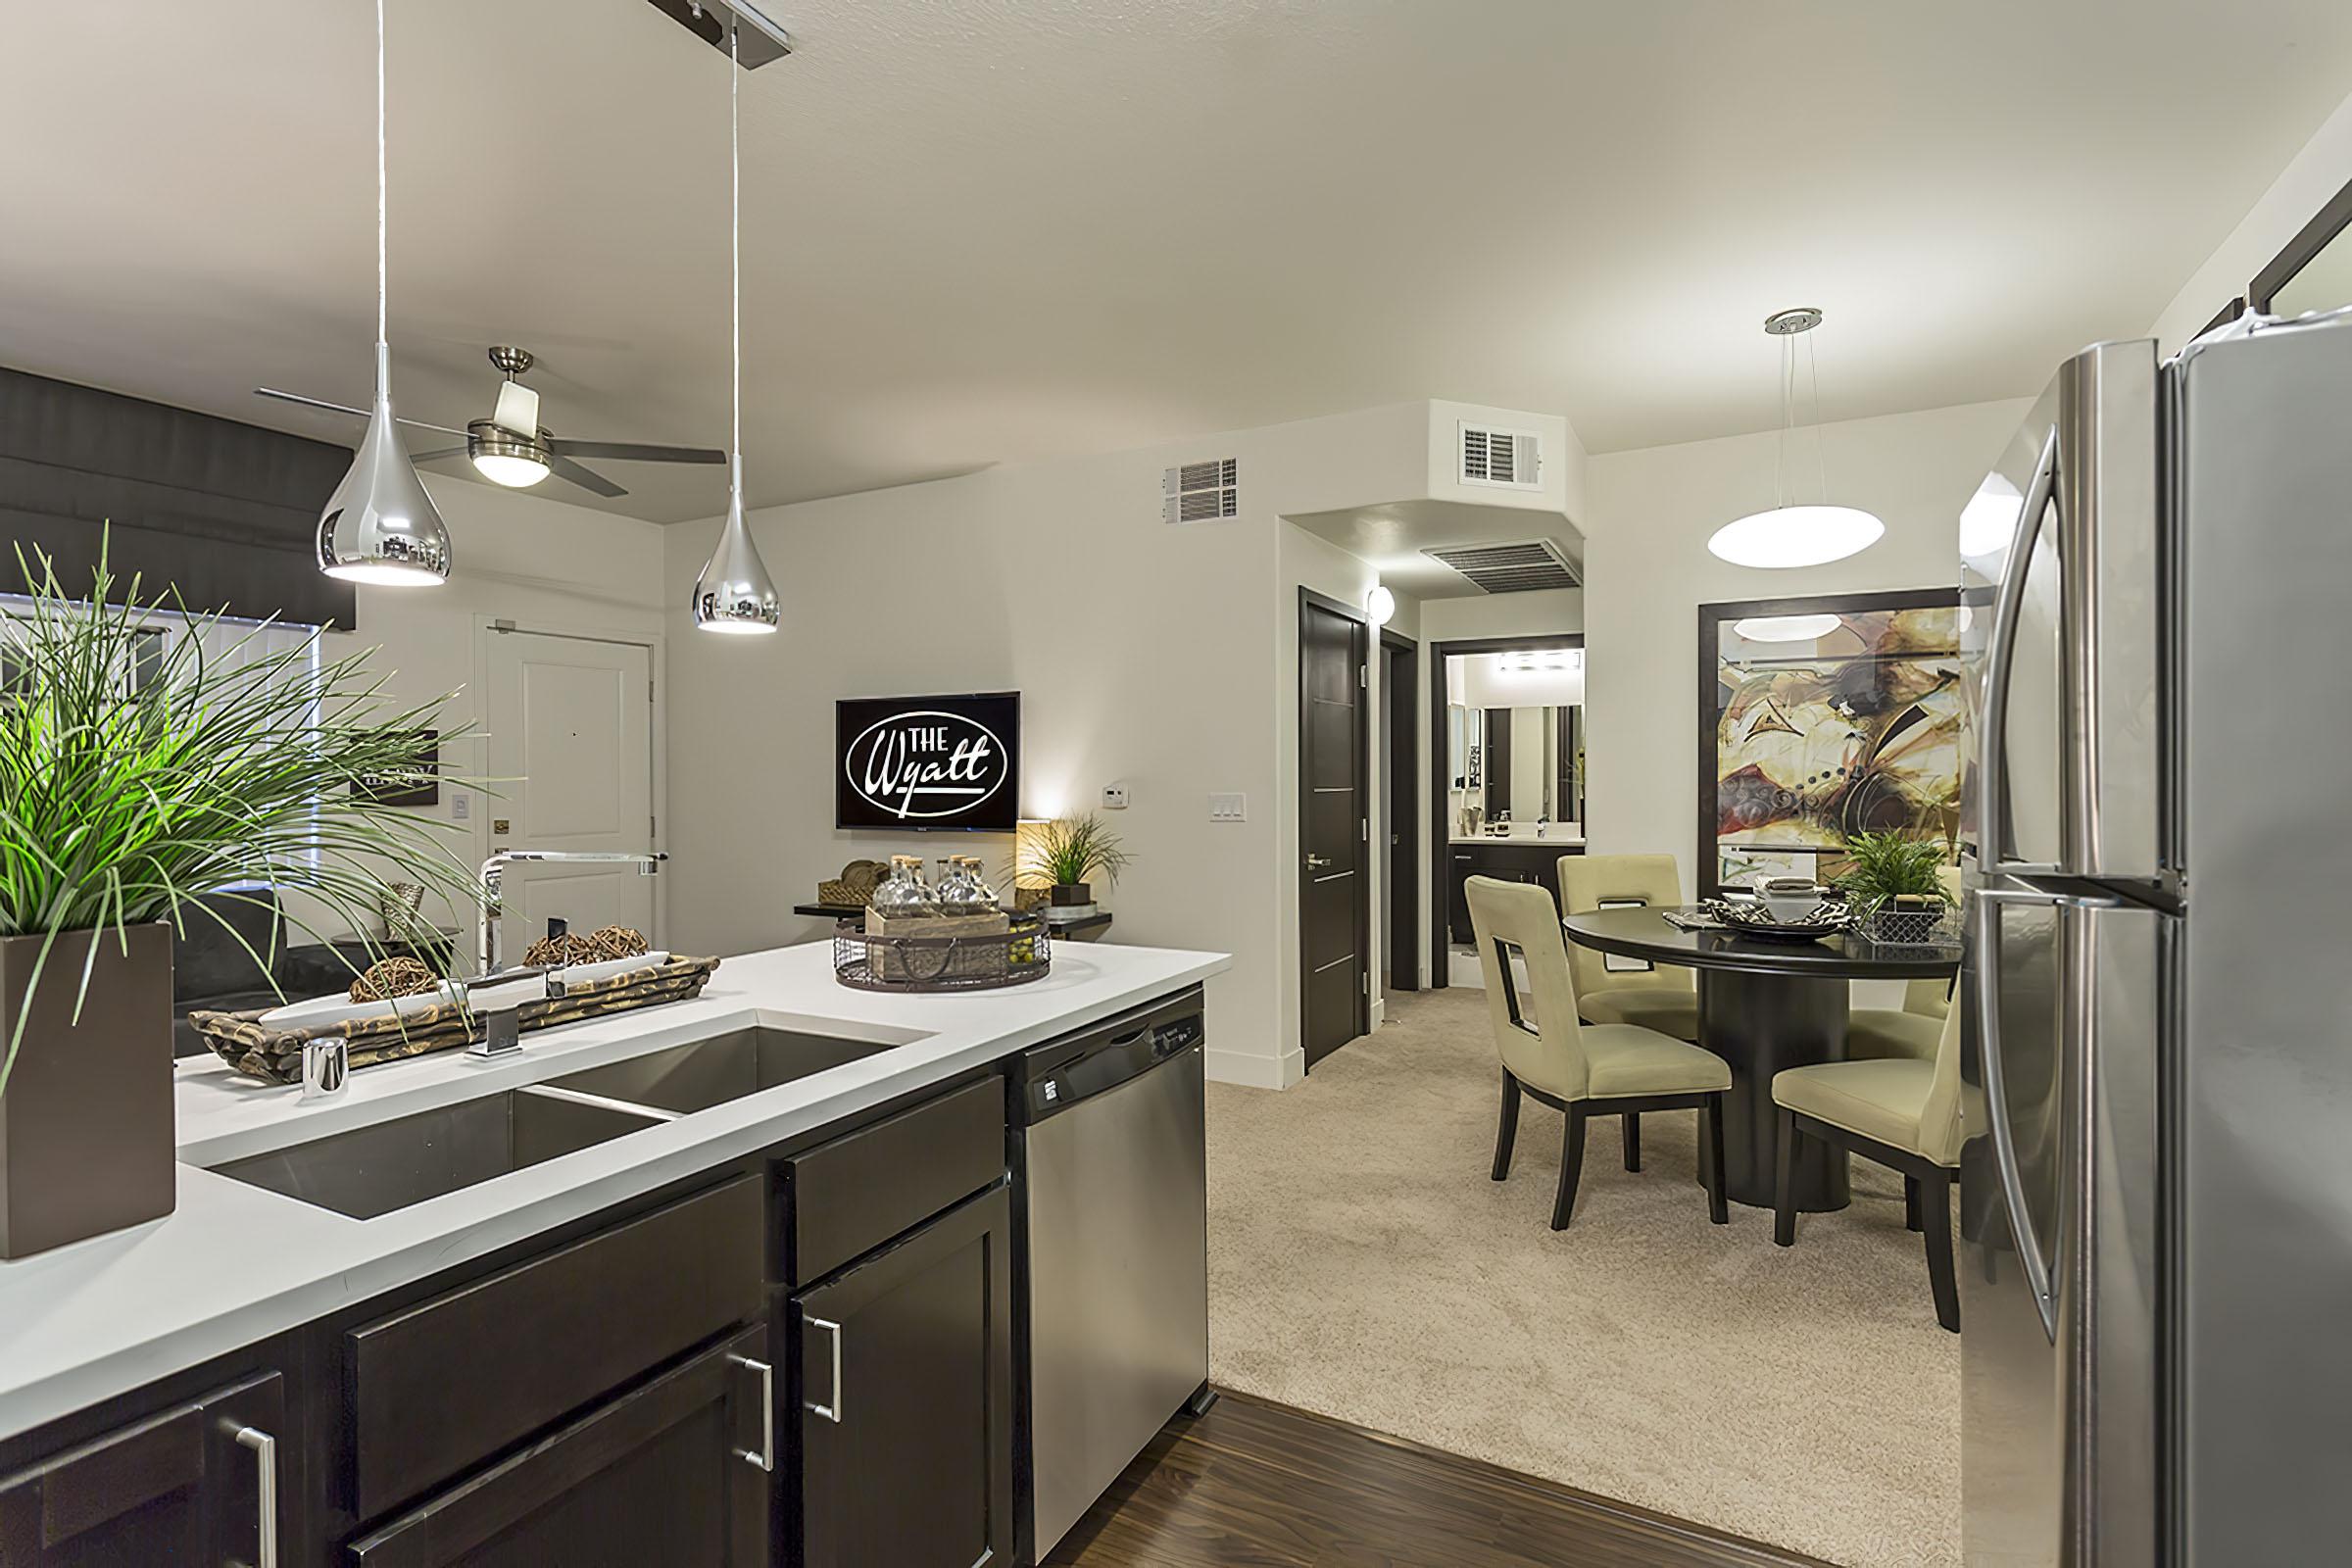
[230,1425,279,1568]
[803,1316,844,1424]
[727,1353,776,1469]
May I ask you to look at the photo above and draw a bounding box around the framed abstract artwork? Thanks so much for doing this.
[1697,588,1963,899]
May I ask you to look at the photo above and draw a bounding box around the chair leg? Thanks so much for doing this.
[1550,1104,1589,1231]
[1904,1175,1925,1233]
[1923,1169,1960,1333]
[1621,1111,1642,1172]
[1702,1095,1728,1226]
[1772,1107,1800,1247]
[1491,1071,1522,1182]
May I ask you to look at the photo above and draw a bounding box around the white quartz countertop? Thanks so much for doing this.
[0,940,1230,1444]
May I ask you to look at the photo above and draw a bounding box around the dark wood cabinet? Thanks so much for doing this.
[346,1325,771,1568]
[0,1370,283,1568]
[1447,840,1584,946]
[791,1185,1012,1568]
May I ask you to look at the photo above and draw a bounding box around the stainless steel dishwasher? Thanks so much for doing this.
[1013,985,1212,1561]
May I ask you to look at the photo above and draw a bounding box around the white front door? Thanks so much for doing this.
[483,627,656,956]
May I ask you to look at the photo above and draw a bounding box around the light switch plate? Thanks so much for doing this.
[1208,792,1247,822]
[451,793,470,820]
[1102,784,1129,809]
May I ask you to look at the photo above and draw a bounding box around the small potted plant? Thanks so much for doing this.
[0,546,470,1257]
[1014,814,1132,916]
[1833,830,1958,945]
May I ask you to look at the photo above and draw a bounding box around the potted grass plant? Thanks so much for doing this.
[1014,813,1133,913]
[0,546,471,1256]
[1833,829,1958,945]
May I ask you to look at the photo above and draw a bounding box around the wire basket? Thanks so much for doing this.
[1855,900,1962,953]
[832,914,1053,992]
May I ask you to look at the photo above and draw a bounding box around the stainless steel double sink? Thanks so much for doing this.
[207,1026,902,1220]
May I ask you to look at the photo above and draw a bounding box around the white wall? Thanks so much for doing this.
[662,401,1507,1089]
[2151,84,2352,352]
[1581,399,2029,898]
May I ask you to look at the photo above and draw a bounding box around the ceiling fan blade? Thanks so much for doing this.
[252,387,467,437]
[407,446,470,464]
[547,453,628,498]
[545,438,726,466]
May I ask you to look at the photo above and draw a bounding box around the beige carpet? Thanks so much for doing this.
[1204,987,1959,1568]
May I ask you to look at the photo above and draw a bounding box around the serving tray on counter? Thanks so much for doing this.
[189,954,723,1085]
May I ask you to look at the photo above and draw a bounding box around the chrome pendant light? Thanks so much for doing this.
[693,21,781,634]
[1707,308,1883,570]
[318,0,451,587]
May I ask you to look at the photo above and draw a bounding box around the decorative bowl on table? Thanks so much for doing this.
[1703,895,1854,944]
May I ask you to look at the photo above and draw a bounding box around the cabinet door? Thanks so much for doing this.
[0,1371,283,1568]
[347,1326,769,1568]
[792,1185,1012,1568]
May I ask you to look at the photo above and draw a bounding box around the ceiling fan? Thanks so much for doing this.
[257,346,723,499]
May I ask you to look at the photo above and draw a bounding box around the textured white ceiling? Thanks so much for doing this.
[3,0,2348,521]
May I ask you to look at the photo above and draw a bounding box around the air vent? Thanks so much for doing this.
[1162,457,1239,524]
[1458,423,1544,491]
[1424,540,1580,594]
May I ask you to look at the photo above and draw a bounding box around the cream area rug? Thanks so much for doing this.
[1203,986,1960,1568]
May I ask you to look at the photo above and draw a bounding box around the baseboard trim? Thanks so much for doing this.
[1205,1046,1305,1090]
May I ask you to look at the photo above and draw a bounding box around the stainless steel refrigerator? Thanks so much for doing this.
[1960,305,2352,1565]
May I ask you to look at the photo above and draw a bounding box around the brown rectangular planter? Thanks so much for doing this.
[0,922,175,1258]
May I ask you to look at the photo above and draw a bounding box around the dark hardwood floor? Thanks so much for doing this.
[1045,1391,1836,1568]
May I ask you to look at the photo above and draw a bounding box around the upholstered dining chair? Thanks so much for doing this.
[1770,998,1964,1331]
[1466,876,1730,1231]
[1846,865,1963,1060]
[1554,854,1699,1043]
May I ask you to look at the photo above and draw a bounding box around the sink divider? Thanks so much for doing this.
[517,1082,686,1123]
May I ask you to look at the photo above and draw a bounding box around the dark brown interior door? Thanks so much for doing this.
[1299,591,1368,1068]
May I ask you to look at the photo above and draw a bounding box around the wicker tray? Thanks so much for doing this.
[833,915,1051,992]
[190,955,723,1085]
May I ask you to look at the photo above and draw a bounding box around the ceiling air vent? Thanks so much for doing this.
[1162,457,1239,524]
[1424,539,1580,594]
[1458,422,1544,492]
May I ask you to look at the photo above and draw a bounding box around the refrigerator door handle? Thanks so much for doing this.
[1972,883,2102,1344]
[1978,426,2062,881]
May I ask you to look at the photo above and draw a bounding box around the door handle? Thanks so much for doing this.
[1971,885,2112,1344]
[728,1353,776,1470]
[1978,427,2061,880]
[803,1316,844,1423]
[229,1424,279,1568]
[1305,854,1334,872]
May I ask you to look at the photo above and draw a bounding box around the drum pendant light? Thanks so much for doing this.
[694,22,782,634]
[318,0,451,587]
[1707,309,1884,569]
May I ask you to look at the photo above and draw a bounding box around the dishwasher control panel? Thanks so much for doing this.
[1016,989,1204,1124]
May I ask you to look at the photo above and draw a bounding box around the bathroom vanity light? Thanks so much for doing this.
[1707,309,1884,570]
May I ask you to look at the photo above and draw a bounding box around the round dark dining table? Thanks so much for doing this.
[1560,906,1959,1212]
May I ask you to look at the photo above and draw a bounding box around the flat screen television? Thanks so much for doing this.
[834,691,1021,832]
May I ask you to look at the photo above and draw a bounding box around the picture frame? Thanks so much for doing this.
[1696,588,1962,900]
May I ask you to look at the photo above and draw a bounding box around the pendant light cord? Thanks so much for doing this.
[374,0,389,397]
[729,19,743,500]
[1807,328,1826,506]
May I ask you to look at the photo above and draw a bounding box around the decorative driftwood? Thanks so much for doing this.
[190,955,722,1085]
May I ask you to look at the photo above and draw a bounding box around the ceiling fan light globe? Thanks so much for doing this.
[1706,505,1884,568]
[472,451,551,488]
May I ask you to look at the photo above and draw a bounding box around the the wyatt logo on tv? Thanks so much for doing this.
[844,710,1010,821]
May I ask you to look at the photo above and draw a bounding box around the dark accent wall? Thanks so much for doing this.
[0,367,359,627]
